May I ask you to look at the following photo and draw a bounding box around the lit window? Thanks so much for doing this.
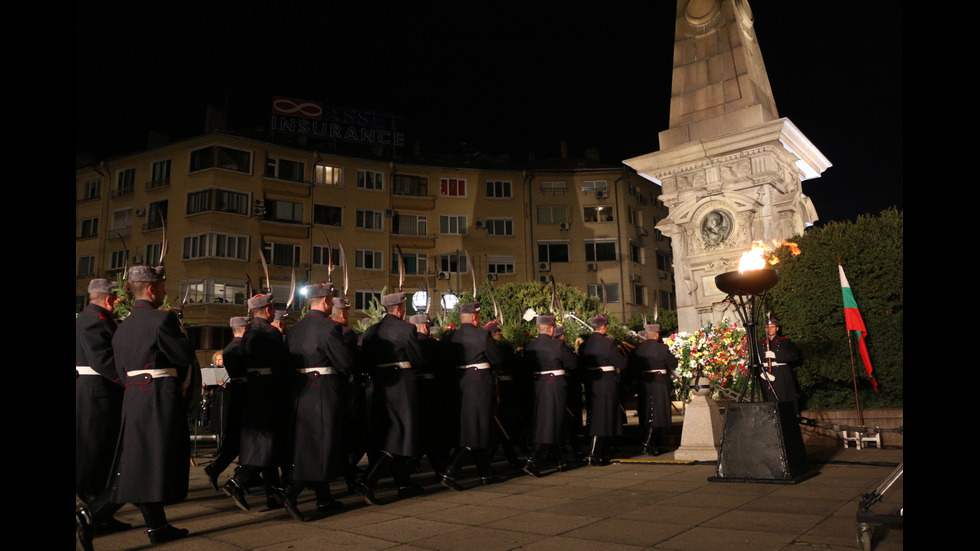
[315,163,343,186]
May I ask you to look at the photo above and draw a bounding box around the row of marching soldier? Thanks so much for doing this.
[87,271,806,544]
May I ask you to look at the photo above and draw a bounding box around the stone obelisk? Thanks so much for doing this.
[625,0,831,461]
[626,0,830,334]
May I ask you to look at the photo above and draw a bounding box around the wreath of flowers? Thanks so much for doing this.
[663,318,749,400]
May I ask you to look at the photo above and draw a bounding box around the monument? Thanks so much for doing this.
[625,0,831,461]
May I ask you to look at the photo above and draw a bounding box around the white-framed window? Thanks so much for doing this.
[629,241,643,264]
[313,245,341,267]
[355,290,381,310]
[394,174,428,196]
[355,249,383,270]
[537,205,568,225]
[632,284,645,306]
[186,188,250,215]
[438,253,467,273]
[82,179,101,200]
[487,255,515,275]
[392,251,427,275]
[485,217,513,236]
[393,214,426,236]
[538,241,570,263]
[144,242,162,265]
[78,256,95,276]
[313,204,342,226]
[314,163,343,186]
[581,180,608,194]
[440,177,466,197]
[109,249,128,270]
[109,208,132,237]
[585,240,617,262]
[146,200,168,230]
[181,279,248,306]
[439,214,467,235]
[265,199,304,223]
[190,145,252,173]
[357,169,384,191]
[79,217,99,239]
[182,233,249,261]
[356,209,383,230]
[115,168,135,195]
[583,205,614,223]
[263,242,301,267]
[588,283,620,303]
[540,181,567,195]
[486,180,512,198]
[265,157,305,182]
[150,159,171,189]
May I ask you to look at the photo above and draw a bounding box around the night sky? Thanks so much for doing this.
[76,2,902,225]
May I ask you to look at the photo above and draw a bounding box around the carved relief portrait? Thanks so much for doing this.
[700,209,733,246]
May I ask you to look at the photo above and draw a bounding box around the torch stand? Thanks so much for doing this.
[708,269,813,484]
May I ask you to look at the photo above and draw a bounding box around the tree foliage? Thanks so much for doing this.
[767,208,903,409]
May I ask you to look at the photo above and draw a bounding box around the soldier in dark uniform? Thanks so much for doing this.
[578,315,627,466]
[556,326,585,460]
[204,316,249,491]
[758,318,802,415]
[223,293,291,512]
[354,291,426,505]
[439,303,505,490]
[277,283,354,521]
[108,266,195,545]
[484,320,522,468]
[76,278,130,534]
[410,312,452,481]
[520,314,578,477]
[629,324,677,455]
[331,296,370,493]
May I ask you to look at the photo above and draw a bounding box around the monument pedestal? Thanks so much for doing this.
[673,395,723,461]
[710,401,814,483]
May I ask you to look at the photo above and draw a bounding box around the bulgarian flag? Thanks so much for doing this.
[839,264,878,391]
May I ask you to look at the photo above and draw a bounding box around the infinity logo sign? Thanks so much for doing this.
[273,97,323,119]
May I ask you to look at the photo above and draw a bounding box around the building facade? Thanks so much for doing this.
[76,131,674,364]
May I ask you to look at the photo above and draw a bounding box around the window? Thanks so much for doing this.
[486,180,512,198]
[182,233,249,261]
[392,251,427,275]
[487,255,515,275]
[313,204,342,226]
[115,168,135,195]
[265,157,305,182]
[540,181,566,195]
[78,256,95,276]
[146,200,168,230]
[538,241,570,263]
[315,163,343,186]
[585,240,617,262]
[355,290,381,310]
[190,145,252,173]
[357,169,384,191]
[440,178,466,197]
[588,283,620,303]
[439,214,467,235]
[79,217,99,239]
[656,251,671,272]
[394,174,428,196]
[356,209,383,230]
[627,207,640,226]
[109,249,129,270]
[537,205,568,225]
[355,249,383,270]
[439,253,467,273]
[633,284,645,306]
[583,206,614,223]
[150,159,171,189]
[109,208,132,237]
[264,242,301,267]
[145,242,162,265]
[181,279,248,305]
[659,290,676,310]
[313,245,341,267]
[393,214,426,236]
[581,180,608,194]
[265,199,303,223]
[186,188,249,215]
[629,242,643,264]
[485,218,513,236]
[82,180,101,200]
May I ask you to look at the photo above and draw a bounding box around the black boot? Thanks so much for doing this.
[522,444,543,477]
[586,436,602,466]
[551,445,568,472]
[355,452,393,506]
[393,456,425,499]
[313,482,344,515]
[641,424,655,456]
[440,447,470,491]
[223,477,250,511]
[146,524,189,544]
[276,481,305,522]
[475,449,498,484]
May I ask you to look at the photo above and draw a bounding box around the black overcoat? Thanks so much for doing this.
[578,333,627,437]
[522,334,577,445]
[629,339,677,429]
[441,323,503,448]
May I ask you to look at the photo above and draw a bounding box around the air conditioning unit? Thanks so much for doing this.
[487,273,498,281]
[475,220,484,229]
[135,208,146,217]
[596,190,609,199]
[253,199,266,217]
[629,273,641,283]
[637,227,648,237]
[587,263,598,272]
[132,255,144,264]
[538,261,551,272]
[559,222,571,231]
[437,271,450,280]
[385,209,394,217]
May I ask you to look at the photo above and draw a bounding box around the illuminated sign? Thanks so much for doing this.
[270,96,405,147]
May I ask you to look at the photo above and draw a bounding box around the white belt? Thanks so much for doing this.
[589,365,615,372]
[458,362,491,370]
[535,370,565,377]
[644,369,668,374]
[768,362,787,367]
[76,366,98,376]
[298,367,338,375]
[377,361,412,369]
[250,368,273,376]
[128,368,177,378]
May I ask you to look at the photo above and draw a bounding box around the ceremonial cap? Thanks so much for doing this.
[553,326,565,338]
[764,318,779,326]
[88,278,117,294]
[128,265,165,283]
[459,302,480,314]
[535,313,555,326]
[381,292,407,307]
[305,282,335,298]
[229,316,249,327]
[483,320,500,333]
[247,293,275,310]
[332,297,350,310]
[409,313,431,324]
[589,315,609,329]
[644,323,661,334]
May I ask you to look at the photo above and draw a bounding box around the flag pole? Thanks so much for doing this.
[839,255,864,425]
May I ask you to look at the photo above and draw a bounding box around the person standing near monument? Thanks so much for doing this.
[629,323,677,456]
[758,318,802,415]
[578,315,627,466]
[108,266,195,545]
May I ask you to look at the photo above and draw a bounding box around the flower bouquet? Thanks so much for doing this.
[663,318,749,401]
